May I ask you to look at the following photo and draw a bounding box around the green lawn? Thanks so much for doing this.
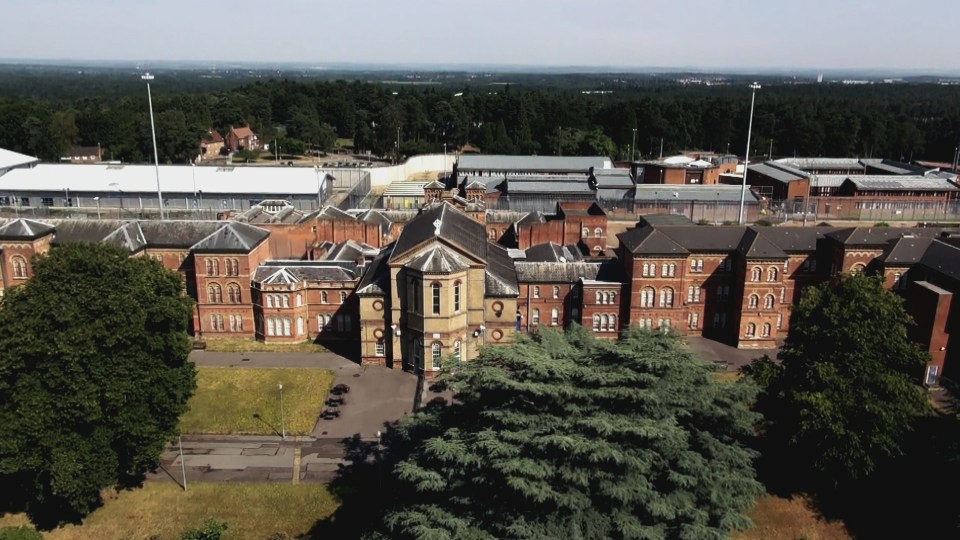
[179,367,335,435]
[201,338,326,353]
[0,483,338,540]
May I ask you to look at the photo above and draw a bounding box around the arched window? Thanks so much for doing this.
[595,291,601,304]
[751,267,761,282]
[650,263,658,277]
[432,283,441,315]
[600,314,608,331]
[551,308,559,326]
[211,259,220,276]
[267,318,276,336]
[851,263,866,274]
[533,286,540,299]
[641,287,656,308]
[296,293,302,307]
[532,308,540,325]
[282,318,291,336]
[764,295,775,309]
[208,283,222,304]
[227,283,241,304]
[592,314,600,331]
[340,291,348,303]
[282,295,290,308]
[321,291,328,304]
[266,294,273,308]
[552,286,560,299]
[748,294,759,309]
[204,259,212,275]
[454,281,462,312]
[642,263,650,277]
[761,323,772,337]
[768,267,778,282]
[594,227,602,238]
[659,287,674,308]
[297,317,304,335]
[610,292,616,304]
[11,256,27,278]
[777,313,783,329]
[582,227,589,238]
[454,340,462,362]
[431,342,442,369]
[745,323,756,337]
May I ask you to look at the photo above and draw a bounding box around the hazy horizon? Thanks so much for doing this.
[1,0,957,72]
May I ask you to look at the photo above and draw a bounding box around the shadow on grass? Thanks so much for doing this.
[252,413,283,438]
[303,396,452,538]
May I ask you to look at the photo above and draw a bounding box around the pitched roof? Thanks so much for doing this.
[466,180,487,190]
[919,240,960,282]
[323,240,376,262]
[406,245,471,273]
[202,130,224,144]
[636,214,696,227]
[617,226,689,256]
[749,162,810,183]
[524,242,583,263]
[755,227,839,252]
[423,180,446,190]
[515,262,604,283]
[253,263,356,284]
[484,242,520,297]
[842,176,959,191]
[191,222,270,253]
[0,218,55,240]
[635,185,759,203]
[391,203,488,263]
[656,226,749,252]
[230,126,256,139]
[878,236,935,265]
[102,221,147,252]
[302,205,355,222]
[826,227,948,247]
[356,247,392,296]
[737,228,787,259]
[0,147,39,172]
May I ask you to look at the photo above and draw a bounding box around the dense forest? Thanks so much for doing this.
[1,67,959,165]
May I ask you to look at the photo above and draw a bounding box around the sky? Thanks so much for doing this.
[0,0,957,72]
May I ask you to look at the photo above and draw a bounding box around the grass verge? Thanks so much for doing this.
[201,339,326,353]
[0,483,338,540]
[734,495,851,540]
[179,367,335,435]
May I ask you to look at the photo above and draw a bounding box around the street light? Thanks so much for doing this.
[93,196,101,219]
[278,383,286,440]
[141,73,165,220]
[631,128,637,162]
[738,82,761,225]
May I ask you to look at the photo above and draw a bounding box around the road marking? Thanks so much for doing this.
[292,442,302,485]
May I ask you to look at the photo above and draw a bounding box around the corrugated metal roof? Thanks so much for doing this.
[0,163,331,195]
[383,181,429,196]
[843,176,959,190]
[749,162,809,183]
[0,148,39,173]
[634,185,759,202]
[775,157,864,171]
[458,155,611,172]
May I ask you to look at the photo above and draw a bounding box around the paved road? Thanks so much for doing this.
[683,336,777,370]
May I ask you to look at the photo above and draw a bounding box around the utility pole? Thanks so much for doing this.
[631,128,637,162]
[141,73,164,220]
[738,82,761,225]
[659,138,664,159]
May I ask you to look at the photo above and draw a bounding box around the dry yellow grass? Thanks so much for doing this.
[201,339,326,353]
[735,495,852,540]
[179,367,335,435]
[0,483,338,540]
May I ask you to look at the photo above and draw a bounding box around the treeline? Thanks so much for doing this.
[1,76,959,164]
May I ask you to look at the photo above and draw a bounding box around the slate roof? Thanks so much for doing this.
[919,240,960,282]
[592,169,635,188]
[737,228,788,259]
[191,222,270,253]
[466,180,487,190]
[234,201,305,224]
[634,185,759,202]
[749,162,810,183]
[102,221,148,252]
[515,262,605,283]
[300,205,356,223]
[484,242,520,297]
[656,226,750,252]
[391,203,488,263]
[617,227,689,256]
[524,242,583,263]
[356,246,392,296]
[506,177,594,195]
[357,210,393,235]
[323,240,376,262]
[877,236,935,266]
[842,176,959,191]
[0,218,55,240]
[755,227,839,252]
[406,245,471,273]
[826,227,948,247]
[637,214,695,227]
[423,180,446,190]
[485,210,529,224]
[517,211,547,227]
[253,264,356,284]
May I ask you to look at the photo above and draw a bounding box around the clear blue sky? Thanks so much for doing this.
[1,0,955,71]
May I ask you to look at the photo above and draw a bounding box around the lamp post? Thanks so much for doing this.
[141,73,165,220]
[631,128,637,162]
[278,383,286,440]
[738,82,761,225]
[93,196,101,219]
[178,434,188,491]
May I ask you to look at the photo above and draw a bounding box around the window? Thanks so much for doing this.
[592,314,600,331]
[610,292,616,304]
[432,283,441,315]
[751,267,761,282]
[431,342,442,369]
[282,318,291,336]
[296,293,302,307]
[533,286,540,299]
[610,314,617,331]
[227,283,241,304]
[768,267,778,282]
[595,291,601,304]
[761,323,772,337]
[208,283,222,304]
[229,314,243,332]
[777,313,783,329]
[594,227,602,238]
[11,256,27,279]
[296,317,304,335]
[659,318,672,331]
[893,272,903,290]
[748,294,759,309]
[533,308,540,325]
[321,291,328,304]
[780,288,786,303]
[267,318,276,336]
[642,263,650,277]
[551,308,559,326]
[745,323,756,337]
[336,315,345,332]
[266,294,273,308]
[317,314,329,330]
[642,262,658,277]
[764,295,775,309]
[375,339,385,357]
[282,294,289,308]
[454,282,462,312]
[659,287,674,308]
[582,227,589,238]
[641,287,655,308]
[210,314,224,331]
[41,197,53,207]
[488,229,497,239]
[600,314,608,331]
[211,259,220,276]
[552,286,560,299]
[640,318,653,330]
[851,263,866,274]
[454,340,461,362]
[340,291,348,303]
[689,312,700,329]
[687,286,701,303]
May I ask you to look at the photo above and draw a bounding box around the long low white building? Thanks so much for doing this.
[0,163,335,214]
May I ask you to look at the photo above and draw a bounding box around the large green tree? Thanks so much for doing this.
[744,273,930,488]
[0,244,196,525]
[379,328,762,539]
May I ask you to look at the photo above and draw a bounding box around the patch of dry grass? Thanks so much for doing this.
[0,483,338,540]
[202,339,326,353]
[735,495,852,540]
[179,367,335,435]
